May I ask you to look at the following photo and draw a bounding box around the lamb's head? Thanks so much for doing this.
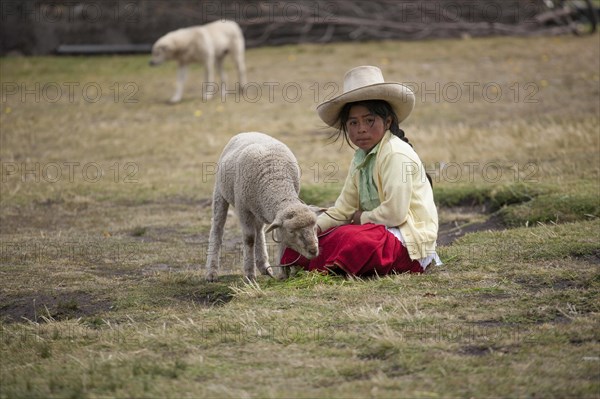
[265,203,319,259]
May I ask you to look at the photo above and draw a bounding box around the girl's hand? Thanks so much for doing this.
[351,211,363,225]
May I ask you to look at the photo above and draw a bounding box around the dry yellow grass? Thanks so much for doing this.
[1,34,598,206]
[0,33,599,398]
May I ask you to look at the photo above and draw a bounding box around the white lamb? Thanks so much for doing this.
[205,132,320,282]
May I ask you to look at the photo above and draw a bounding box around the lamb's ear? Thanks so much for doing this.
[307,205,328,215]
[265,221,281,234]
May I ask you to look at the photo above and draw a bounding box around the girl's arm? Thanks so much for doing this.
[316,161,359,231]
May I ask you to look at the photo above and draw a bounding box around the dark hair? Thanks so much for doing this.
[331,100,432,187]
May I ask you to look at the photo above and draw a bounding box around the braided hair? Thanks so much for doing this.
[332,100,432,187]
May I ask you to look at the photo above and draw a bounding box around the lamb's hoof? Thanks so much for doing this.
[169,97,181,104]
[263,266,275,278]
[205,272,218,282]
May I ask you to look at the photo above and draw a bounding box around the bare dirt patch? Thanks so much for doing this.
[437,206,505,246]
[0,291,113,323]
[572,249,600,265]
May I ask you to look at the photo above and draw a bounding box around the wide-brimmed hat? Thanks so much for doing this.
[317,66,415,128]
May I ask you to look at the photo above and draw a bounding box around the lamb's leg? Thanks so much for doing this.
[170,64,188,103]
[205,191,229,282]
[276,242,290,280]
[240,222,256,282]
[254,223,274,278]
[276,243,301,280]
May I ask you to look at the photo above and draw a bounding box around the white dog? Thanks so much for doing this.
[149,20,247,103]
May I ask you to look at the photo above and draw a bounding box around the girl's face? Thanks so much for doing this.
[345,105,391,152]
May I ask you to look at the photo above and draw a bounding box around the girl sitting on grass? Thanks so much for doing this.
[281,66,441,275]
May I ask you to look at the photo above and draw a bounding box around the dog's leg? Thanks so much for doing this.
[232,41,247,92]
[170,64,188,103]
[217,54,227,100]
[203,55,216,101]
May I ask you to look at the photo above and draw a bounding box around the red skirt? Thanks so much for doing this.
[280,224,424,276]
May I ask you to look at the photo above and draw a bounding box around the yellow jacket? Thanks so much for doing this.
[316,130,439,260]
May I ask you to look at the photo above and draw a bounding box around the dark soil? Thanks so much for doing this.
[437,213,505,246]
[0,291,113,323]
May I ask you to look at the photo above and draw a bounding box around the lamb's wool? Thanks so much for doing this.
[205,132,319,281]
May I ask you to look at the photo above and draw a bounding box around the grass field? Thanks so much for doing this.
[1,33,599,398]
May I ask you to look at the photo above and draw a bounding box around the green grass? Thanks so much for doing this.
[1,33,600,398]
[500,186,600,226]
[434,181,552,209]
[299,182,343,206]
[434,179,600,226]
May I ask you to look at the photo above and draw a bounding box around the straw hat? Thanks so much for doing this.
[317,66,415,128]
